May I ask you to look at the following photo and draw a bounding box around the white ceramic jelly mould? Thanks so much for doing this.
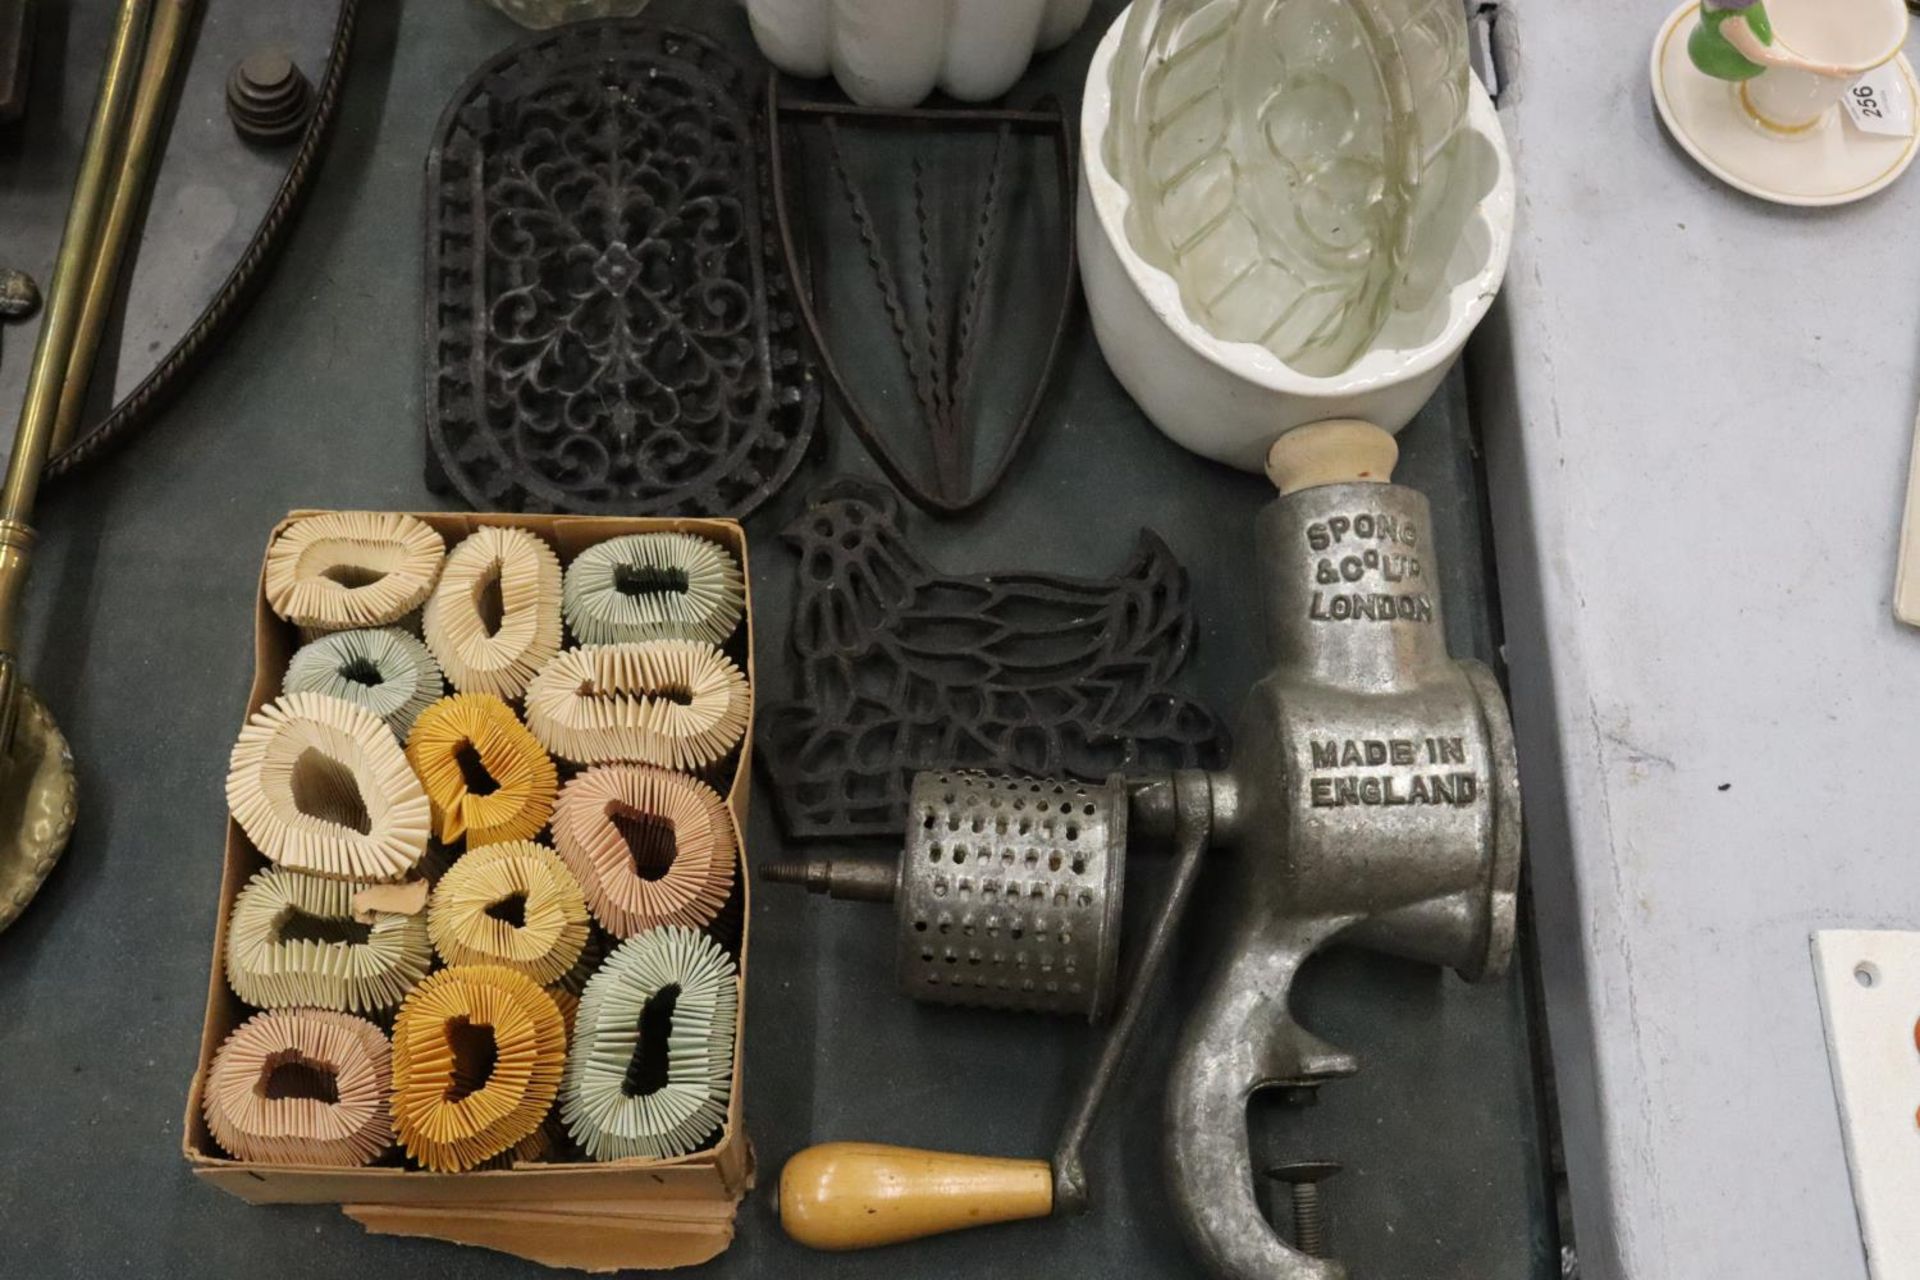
[743,0,1096,108]
[1078,8,1516,473]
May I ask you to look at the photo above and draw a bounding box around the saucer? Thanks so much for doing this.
[1651,1,1919,206]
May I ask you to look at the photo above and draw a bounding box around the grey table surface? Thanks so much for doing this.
[1478,3,1920,1278]
[0,1,1555,1276]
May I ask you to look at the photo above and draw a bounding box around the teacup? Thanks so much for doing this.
[1736,0,1908,133]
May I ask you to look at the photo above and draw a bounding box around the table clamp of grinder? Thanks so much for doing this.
[763,421,1523,1279]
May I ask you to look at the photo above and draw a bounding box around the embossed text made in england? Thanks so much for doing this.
[1306,737,1477,809]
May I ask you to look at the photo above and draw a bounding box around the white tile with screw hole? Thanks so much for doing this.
[1812,931,1920,1280]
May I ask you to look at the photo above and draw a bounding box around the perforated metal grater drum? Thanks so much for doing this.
[762,771,1130,1020]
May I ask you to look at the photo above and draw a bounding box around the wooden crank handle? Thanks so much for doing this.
[1265,419,1399,495]
[776,1142,1054,1251]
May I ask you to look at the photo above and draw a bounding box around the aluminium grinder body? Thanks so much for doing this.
[1168,478,1522,1280]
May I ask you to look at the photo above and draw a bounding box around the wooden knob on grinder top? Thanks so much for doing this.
[1265,420,1399,495]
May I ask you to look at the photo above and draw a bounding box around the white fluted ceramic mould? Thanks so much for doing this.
[1078,3,1513,470]
[742,0,1095,107]
[1106,0,1475,377]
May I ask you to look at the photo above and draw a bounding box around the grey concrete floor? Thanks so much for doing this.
[0,1,1557,1276]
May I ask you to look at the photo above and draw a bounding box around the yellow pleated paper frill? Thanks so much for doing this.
[391,964,567,1172]
[426,840,590,985]
[405,692,557,847]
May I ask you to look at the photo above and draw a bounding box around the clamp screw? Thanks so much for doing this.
[1266,1160,1341,1258]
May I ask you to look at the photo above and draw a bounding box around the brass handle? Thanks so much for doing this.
[0,0,151,583]
[776,1142,1053,1251]
[52,0,200,456]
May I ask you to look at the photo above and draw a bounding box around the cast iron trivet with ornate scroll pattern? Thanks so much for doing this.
[424,22,818,517]
[760,479,1228,839]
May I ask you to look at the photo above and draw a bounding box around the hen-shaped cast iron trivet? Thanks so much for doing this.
[425,22,818,517]
[761,479,1228,838]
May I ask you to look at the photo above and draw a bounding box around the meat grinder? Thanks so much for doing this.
[763,421,1522,1278]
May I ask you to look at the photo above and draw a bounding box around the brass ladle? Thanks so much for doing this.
[0,0,197,932]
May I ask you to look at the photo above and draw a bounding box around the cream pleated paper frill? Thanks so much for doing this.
[226,692,432,882]
[263,511,445,634]
[391,964,567,1172]
[562,926,738,1161]
[552,765,737,938]
[562,533,745,646]
[423,525,563,701]
[284,627,443,739]
[427,840,590,985]
[202,1008,393,1166]
[225,866,431,1012]
[405,692,558,847]
[524,641,750,770]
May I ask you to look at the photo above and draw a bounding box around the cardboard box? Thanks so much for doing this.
[184,511,756,1270]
